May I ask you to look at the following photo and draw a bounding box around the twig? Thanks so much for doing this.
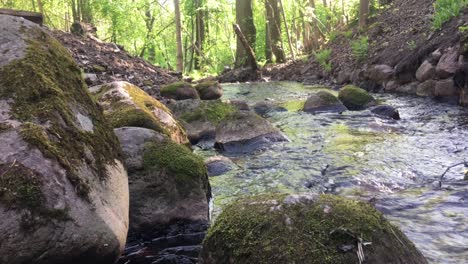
[438,161,468,188]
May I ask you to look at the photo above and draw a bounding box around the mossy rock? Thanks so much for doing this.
[195,80,223,100]
[303,91,347,113]
[161,81,199,100]
[338,85,375,110]
[90,81,189,145]
[0,15,128,263]
[200,194,427,264]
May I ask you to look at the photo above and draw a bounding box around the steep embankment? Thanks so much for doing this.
[52,31,179,99]
[264,0,466,85]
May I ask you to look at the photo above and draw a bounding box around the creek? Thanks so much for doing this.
[196,81,468,264]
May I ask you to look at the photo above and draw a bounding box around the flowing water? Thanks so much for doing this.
[196,82,468,264]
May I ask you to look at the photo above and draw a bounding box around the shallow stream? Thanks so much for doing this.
[197,82,468,264]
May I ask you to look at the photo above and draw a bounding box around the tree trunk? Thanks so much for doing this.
[265,0,272,62]
[71,0,79,22]
[194,0,205,70]
[174,0,184,72]
[233,24,258,70]
[235,0,256,68]
[359,0,369,28]
[265,0,285,63]
[279,0,295,60]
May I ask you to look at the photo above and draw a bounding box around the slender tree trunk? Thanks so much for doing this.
[174,0,184,72]
[36,0,44,16]
[265,0,272,62]
[235,0,256,68]
[71,0,79,22]
[194,0,205,70]
[265,0,285,62]
[279,0,295,60]
[359,0,370,28]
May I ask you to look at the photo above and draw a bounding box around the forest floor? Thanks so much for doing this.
[263,0,467,84]
[52,30,179,99]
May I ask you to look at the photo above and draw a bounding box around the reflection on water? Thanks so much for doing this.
[197,82,468,263]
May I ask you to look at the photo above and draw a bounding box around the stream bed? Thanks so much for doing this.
[197,82,468,264]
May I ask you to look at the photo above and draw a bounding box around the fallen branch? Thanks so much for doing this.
[438,160,468,188]
[0,8,43,25]
[233,23,258,70]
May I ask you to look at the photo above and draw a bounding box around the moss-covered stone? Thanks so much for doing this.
[338,85,375,110]
[303,91,347,113]
[179,100,236,125]
[200,194,427,264]
[0,26,122,201]
[91,81,189,145]
[161,81,199,100]
[195,80,223,100]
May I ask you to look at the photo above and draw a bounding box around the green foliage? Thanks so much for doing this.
[351,36,369,63]
[407,40,417,50]
[314,49,332,72]
[344,30,353,39]
[432,0,468,30]
[328,31,338,42]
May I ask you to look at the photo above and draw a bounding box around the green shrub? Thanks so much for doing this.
[328,31,338,42]
[344,30,353,39]
[314,49,332,72]
[351,36,368,63]
[432,0,468,30]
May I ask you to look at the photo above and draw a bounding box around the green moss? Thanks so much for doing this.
[142,142,209,196]
[338,85,374,110]
[0,27,121,201]
[0,162,71,229]
[202,194,421,264]
[317,91,340,104]
[195,80,218,91]
[280,100,305,112]
[161,81,192,95]
[180,100,236,125]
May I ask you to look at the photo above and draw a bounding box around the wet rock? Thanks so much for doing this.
[117,132,210,233]
[395,81,418,94]
[434,79,457,97]
[215,111,288,153]
[90,81,189,145]
[415,60,435,82]
[336,70,351,84]
[228,100,251,111]
[303,91,347,114]
[436,47,459,79]
[195,80,223,100]
[416,80,436,97]
[161,81,200,100]
[253,101,287,116]
[384,80,398,92]
[205,156,235,176]
[370,105,400,120]
[368,64,394,83]
[0,15,128,264]
[200,194,428,264]
[338,85,375,110]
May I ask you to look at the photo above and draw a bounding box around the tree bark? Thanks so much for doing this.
[235,0,256,68]
[265,0,285,62]
[359,0,370,29]
[194,0,205,70]
[174,0,184,72]
[233,24,258,70]
[279,0,295,60]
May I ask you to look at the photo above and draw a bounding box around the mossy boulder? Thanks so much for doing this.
[0,15,129,264]
[168,99,236,145]
[115,127,210,233]
[90,81,189,145]
[303,91,347,114]
[161,81,199,100]
[195,80,223,100]
[200,194,428,264]
[338,85,375,110]
[215,111,288,153]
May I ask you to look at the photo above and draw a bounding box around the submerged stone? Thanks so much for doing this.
[303,91,347,114]
[161,81,199,100]
[200,194,428,264]
[338,85,375,110]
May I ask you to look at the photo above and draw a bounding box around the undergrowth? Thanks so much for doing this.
[432,0,468,30]
[314,49,332,72]
[351,36,368,63]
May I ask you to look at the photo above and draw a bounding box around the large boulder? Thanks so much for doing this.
[115,127,210,233]
[90,81,189,145]
[0,15,129,264]
[436,47,459,79]
[303,91,347,114]
[434,79,457,97]
[395,81,418,94]
[161,81,199,100]
[338,85,375,110]
[215,111,288,153]
[200,194,427,264]
[416,80,436,97]
[368,64,394,83]
[415,60,435,82]
[168,99,236,144]
[195,80,223,100]
[370,105,400,120]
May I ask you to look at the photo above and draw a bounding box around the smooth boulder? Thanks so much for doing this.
[90,81,189,145]
[195,80,223,100]
[370,105,400,120]
[368,64,394,83]
[0,15,129,264]
[303,91,347,114]
[215,111,288,153]
[200,194,428,264]
[161,81,199,100]
[415,60,435,82]
[338,85,375,110]
[115,127,210,233]
[436,47,459,79]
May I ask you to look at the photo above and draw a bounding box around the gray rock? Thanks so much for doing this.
[205,156,235,176]
[384,80,398,92]
[303,91,347,114]
[253,101,287,116]
[435,79,457,97]
[161,82,200,100]
[395,82,418,94]
[0,15,128,264]
[368,64,394,83]
[436,47,459,78]
[195,81,223,100]
[416,80,436,97]
[430,49,443,64]
[370,105,400,120]
[415,60,435,82]
[215,111,288,153]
